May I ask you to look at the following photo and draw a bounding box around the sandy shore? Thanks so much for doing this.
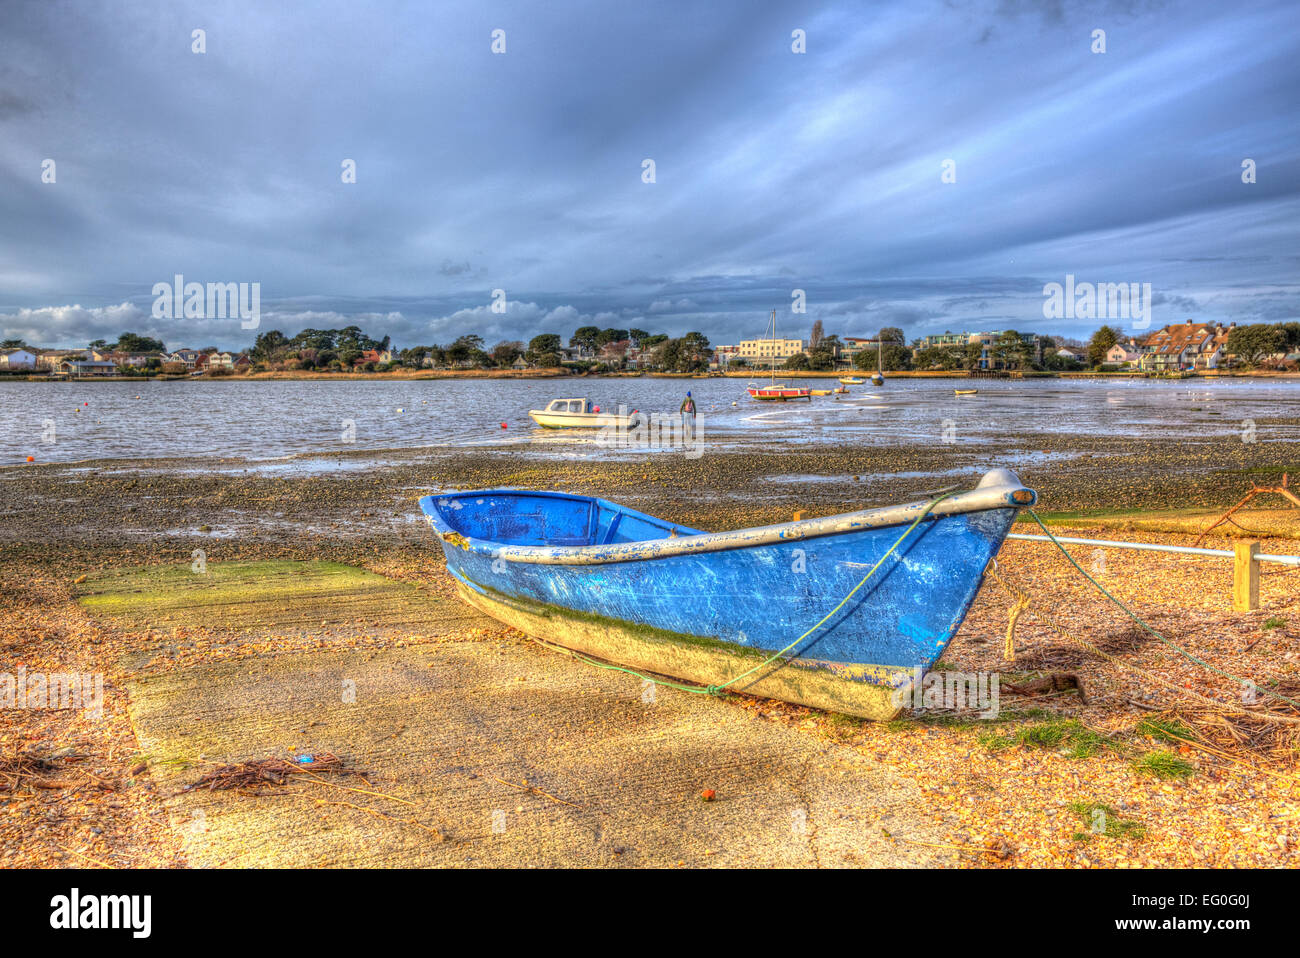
[3,430,1299,867]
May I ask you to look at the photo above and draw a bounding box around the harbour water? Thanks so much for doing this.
[2,377,1298,469]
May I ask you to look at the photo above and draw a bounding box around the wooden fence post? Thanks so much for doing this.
[1233,540,1260,612]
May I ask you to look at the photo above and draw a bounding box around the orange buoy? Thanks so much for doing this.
[500,422,507,429]
[26,456,34,462]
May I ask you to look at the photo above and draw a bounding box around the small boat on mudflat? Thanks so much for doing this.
[839,376,865,385]
[954,388,978,396]
[420,468,1036,719]
[528,398,634,428]
[748,384,812,401]
[869,336,885,386]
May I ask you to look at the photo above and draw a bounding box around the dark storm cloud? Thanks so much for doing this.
[0,0,1297,351]
[0,89,37,120]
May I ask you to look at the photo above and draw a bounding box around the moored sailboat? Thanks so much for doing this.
[747,309,812,402]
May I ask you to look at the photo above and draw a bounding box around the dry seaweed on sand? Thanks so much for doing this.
[182,752,371,793]
[1166,681,1300,762]
[1138,702,1300,765]
[1191,711,1300,760]
[0,750,62,790]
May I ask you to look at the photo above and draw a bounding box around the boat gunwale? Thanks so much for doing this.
[419,469,1034,566]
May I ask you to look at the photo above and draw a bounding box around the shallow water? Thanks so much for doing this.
[2,376,1298,469]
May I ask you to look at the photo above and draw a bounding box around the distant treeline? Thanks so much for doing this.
[1224,322,1300,367]
[244,325,713,373]
[11,317,1298,375]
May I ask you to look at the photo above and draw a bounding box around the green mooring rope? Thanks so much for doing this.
[541,493,954,696]
[1026,507,1300,712]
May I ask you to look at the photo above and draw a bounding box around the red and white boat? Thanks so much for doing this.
[747,384,812,401]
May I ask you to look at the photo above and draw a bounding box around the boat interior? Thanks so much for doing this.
[423,491,703,547]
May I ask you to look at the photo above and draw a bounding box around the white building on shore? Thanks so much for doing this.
[0,348,38,370]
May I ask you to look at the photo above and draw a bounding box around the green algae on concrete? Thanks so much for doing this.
[75,560,468,635]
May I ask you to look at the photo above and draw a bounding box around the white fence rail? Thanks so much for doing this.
[1003,533,1300,610]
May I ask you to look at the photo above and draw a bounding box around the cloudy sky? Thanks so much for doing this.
[1,0,1297,351]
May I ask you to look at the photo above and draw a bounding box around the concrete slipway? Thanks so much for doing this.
[83,561,956,867]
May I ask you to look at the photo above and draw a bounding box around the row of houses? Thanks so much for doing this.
[905,322,1242,371]
[1134,322,1233,372]
[647,331,1051,371]
[0,349,129,377]
[0,346,253,376]
[1086,322,1240,371]
[160,349,252,373]
[2,321,1283,376]
[560,340,648,367]
[654,322,1254,372]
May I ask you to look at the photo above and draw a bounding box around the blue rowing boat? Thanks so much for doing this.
[419,468,1036,719]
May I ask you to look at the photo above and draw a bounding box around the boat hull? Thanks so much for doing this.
[451,578,907,719]
[528,410,634,428]
[420,473,1033,718]
[747,387,812,401]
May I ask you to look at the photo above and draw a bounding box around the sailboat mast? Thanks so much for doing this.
[771,308,777,384]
